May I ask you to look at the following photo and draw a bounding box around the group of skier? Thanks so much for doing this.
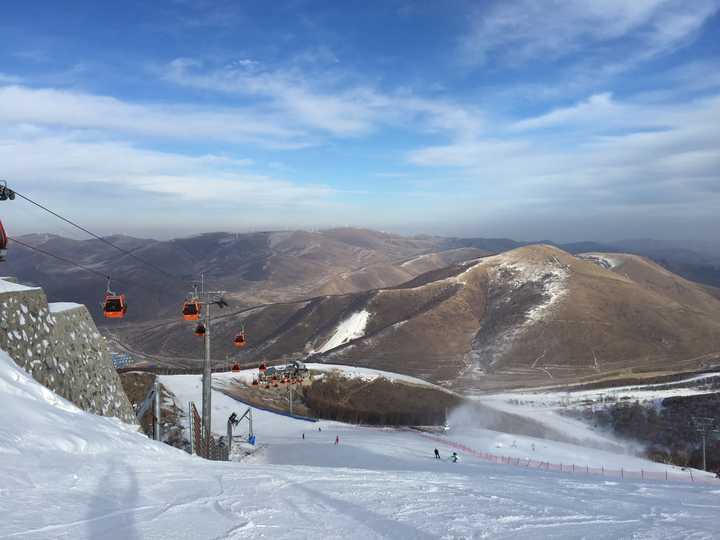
[299,428,340,445]
[434,448,458,463]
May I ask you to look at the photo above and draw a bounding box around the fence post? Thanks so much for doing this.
[689,470,694,482]
[188,401,194,455]
[665,470,668,481]
[572,464,575,473]
[621,468,624,479]
[602,465,604,476]
[586,465,589,474]
[641,469,644,480]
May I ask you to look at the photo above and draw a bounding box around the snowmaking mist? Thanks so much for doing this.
[447,399,645,457]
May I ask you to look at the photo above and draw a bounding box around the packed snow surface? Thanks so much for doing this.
[316,309,370,353]
[48,302,83,313]
[3,350,720,539]
[478,374,720,453]
[484,373,720,411]
[0,277,40,293]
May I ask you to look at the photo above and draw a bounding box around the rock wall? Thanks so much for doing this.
[0,278,136,423]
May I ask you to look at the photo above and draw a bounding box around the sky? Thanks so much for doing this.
[1,0,719,244]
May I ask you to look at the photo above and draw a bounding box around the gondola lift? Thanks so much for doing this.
[0,220,7,262]
[182,299,201,321]
[233,332,247,348]
[0,181,15,201]
[102,278,127,319]
[194,323,206,337]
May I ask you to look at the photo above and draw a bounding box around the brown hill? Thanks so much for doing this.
[116,245,720,393]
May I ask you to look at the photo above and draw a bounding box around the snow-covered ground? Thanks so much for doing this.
[477,376,720,468]
[48,301,83,313]
[304,362,447,389]
[482,372,720,416]
[3,349,720,539]
[0,276,39,293]
[175,363,446,392]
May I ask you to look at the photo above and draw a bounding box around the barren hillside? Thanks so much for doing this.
[115,245,720,393]
[5,228,484,321]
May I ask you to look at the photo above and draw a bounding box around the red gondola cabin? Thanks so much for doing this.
[182,300,201,321]
[233,333,247,348]
[0,220,7,262]
[103,294,127,319]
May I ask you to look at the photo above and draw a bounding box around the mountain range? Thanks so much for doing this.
[6,228,720,392]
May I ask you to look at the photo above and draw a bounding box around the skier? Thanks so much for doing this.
[318,427,322,432]
[335,435,340,445]
[302,433,305,440]
[450,452,459,463]
[434,448,440,459]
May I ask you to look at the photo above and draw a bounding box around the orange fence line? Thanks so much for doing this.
[411,431,719,486]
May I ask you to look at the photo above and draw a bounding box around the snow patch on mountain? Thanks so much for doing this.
[316,309,370,353]
[463,250,571,374]
[499,260,569,324]
[578,253,622,270]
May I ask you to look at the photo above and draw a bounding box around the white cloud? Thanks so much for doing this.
[0,134,334,207]
[511,93,620,131]
[462,0,720,66]
[0,85,306,148]
[163,59,486,139]
[407,92,720,210]
[164,59,386,136]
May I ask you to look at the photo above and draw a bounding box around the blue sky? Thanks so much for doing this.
[1,0,719,244]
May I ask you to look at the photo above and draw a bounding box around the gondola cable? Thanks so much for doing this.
[11,189,186,282]
[8,236,169,297]
[8,236,111,281]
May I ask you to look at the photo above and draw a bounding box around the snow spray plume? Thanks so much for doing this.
[448,400,645,457]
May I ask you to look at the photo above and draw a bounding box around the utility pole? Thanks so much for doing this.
[691,416,718,471]
[289,382,293,417]
[153,378,161,441]
[202,298,212,455]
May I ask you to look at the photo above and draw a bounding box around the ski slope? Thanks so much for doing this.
[3,350,720,539]
[479,378,720,453]
[316,309,370,353]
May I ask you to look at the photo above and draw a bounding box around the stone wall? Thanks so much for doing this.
[0,278,135,423]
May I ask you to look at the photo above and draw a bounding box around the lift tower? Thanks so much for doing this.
[190,275,227,456]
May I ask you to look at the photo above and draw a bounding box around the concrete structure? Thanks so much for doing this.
[0,277,135,423]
